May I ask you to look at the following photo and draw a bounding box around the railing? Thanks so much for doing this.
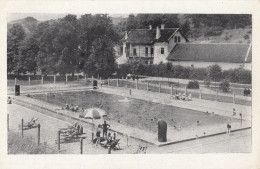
[126,53,154,58]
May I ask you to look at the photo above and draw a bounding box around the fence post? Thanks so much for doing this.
[108,147,111,154]
[38,124,41,145]
[117,78,119,87]
[15,78,17,85]
[185,85,187,95]
[80,138,83,154]
[21,119,24,138]
[216,89,218,101]
[28,76,31,85]
[57,130,60,151]
[54,75,56,84]
[147,82,149,91]
[171,85,173,95]
[108,78,110,86]
[7,114,9,132]
[66,74,68,83]
[233,92,235,104]
[159,83,161,93]
[41,76,44,84]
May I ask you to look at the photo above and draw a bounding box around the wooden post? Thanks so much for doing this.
[117,78,119,87]
[171,85,173,95]
[233,92,235,104]
[216,89,218,101]
[37,124,41,145]
[41,76,44,84]
[21,119,24,138]
[7,114,9,131]
[92,118,94,141]
[66,74,68,83]
[159,83,161,93]
[28,76,31,85]
[147,82,149,91]
[54,75,56,84]
[80,138,83,154]
[57,130,60,151]
[15,78,17,85]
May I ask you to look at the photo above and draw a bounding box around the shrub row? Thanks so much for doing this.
[116,63,251,84]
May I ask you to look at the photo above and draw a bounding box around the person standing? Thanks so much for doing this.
[102,121,110,138]
[96,128,101,146]
[227,122,231,135]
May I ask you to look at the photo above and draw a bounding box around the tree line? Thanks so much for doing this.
[7,14,119,78]
[116,63,251,84]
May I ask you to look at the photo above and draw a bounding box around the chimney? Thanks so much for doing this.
[156,26,160,39]
[125,31,128,40]
[149,25,152,30]
[161,24,165,29]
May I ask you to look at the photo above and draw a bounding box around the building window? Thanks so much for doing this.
[133,48,137,56]
[150,61,153,64]
[145,61,148,64]
[178,36,181,42]
[175,36,178,42]
[151,48,154,55]
[120,47,123,55]
[145,47,148,57]
[161,48,164,54]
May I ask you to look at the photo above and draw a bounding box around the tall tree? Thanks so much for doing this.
[7,24,26,74]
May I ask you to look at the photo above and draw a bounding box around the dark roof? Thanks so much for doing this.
[124,28,180,45]
[167,43,252,63]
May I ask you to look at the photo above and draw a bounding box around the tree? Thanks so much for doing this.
[7,24,26,74]
[209,64,222,85]
[219,80,230,92]
[19,37,39,74]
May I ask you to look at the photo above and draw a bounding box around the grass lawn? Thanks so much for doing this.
[33,91,237,133]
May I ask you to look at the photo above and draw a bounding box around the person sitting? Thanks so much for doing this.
[65,104,70,110]
[101,133,113,147]
[27,118,37,128]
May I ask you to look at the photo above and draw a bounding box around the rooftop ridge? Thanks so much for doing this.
[181,43,250,45]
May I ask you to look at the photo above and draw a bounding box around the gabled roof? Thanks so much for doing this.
[123,28,184,45]
[167,43,252,63]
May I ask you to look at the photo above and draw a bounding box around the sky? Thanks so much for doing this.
[7,13,129,22]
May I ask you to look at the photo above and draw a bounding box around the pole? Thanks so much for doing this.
[233,92,235,104]
[80,138,83,154]
[37,124,41,145]
[28,76,31,85]
[92,118,94,141]
[216,89,218,101]
[57,130,60,151]
[41,76,44,84]
[7,114,9,131]
[54,75,56,84]
[21,119,24,138]
[185,85,187,95]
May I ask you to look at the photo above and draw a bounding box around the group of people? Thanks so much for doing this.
[95,121,117,147]
[63,103,83,112]
[172,92,192,101]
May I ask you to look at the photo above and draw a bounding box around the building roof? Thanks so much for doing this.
[123,28,185,45]
[167,43,252,63]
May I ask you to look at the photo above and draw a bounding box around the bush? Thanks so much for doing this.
[204,78,211,87]
[187,80,200,89]
[244,34,249,40]
[219,80,230,92]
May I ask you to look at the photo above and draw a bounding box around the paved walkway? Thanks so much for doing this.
[11,85,251,146]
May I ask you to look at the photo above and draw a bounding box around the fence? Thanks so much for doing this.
[106,78,251,106]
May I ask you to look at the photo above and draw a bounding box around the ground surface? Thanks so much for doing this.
[32,91,237,133]
[8,103,251,154]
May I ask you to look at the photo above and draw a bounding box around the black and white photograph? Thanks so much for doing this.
[1,1,260,169]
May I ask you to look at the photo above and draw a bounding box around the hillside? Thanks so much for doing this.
[8,17,39,36]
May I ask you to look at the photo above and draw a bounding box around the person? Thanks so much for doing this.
[232,108,236,116]
[65,104,69,110]
[81,107,84,112]
[227,122,231,135]
[113,132,117,141]
[96,128,101,146]
[104,133,113,146]
[102,121,110,138]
